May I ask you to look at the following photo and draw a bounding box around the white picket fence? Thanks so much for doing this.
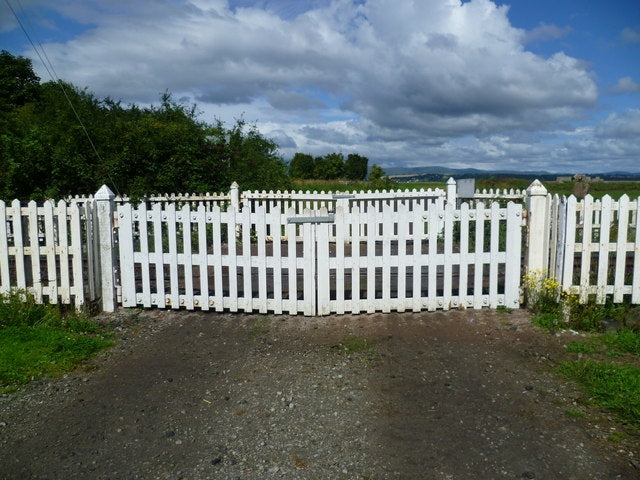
[0,199,98,306]
[549,194,640,304]
[1,179,639,314]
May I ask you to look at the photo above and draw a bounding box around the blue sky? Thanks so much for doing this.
[1,0,639,173]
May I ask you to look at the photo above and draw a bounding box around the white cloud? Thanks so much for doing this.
[523,22,572,44]
[8,0,634,172]
[611,76,640,94]
[621,27,640,43]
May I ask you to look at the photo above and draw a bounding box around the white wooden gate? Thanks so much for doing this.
[116,197,522,315]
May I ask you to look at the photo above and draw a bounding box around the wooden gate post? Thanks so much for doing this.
[525,180,550,275]
[95,185,117,312]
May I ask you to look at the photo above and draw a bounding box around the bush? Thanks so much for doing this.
[523,271,632,332]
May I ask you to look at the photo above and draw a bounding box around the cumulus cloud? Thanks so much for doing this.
[596,110,640,139]
[621,27,640,43]
[611,76,640,94]
[523,22,572,44]
[8,0,635,172]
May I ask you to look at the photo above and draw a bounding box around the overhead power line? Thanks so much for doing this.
[4,0,121,196]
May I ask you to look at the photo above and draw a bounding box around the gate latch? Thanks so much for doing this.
[287,215,335,224]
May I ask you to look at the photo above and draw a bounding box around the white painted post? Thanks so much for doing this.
[95,185,117,312]
[230,181,240,211]
[446,177,457,206]
[525,180,549,275]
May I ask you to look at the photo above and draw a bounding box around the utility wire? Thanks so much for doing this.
[5,0,121,196]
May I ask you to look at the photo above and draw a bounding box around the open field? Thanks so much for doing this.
[292,178,640,199]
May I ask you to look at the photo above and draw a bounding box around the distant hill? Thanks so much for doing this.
[385,166,640,182]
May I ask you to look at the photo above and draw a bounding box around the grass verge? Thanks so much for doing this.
[558,360,640,428]
[0,292,113,393]
[560,328,640,429]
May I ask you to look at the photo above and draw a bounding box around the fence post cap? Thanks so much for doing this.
[230,181,239,189]
[95,185,115,200]
[446,177,456,185]
[526,179,547,196]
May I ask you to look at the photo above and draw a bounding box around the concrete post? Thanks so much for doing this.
[95,185,116,312]
[230,181,240,211]
[446,177,456,205]
[525,179,550,275]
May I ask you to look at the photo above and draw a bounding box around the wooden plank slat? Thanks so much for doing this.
[473,202,485,309]
[69,202,85,308]
[442,202,453,310]
[197,204,210,311]
[117,203,136,307]
[286,206,297,314]
[27,201,42,302]
[381,202,392,313]
[240,205,252,312]
[0,201,10,295]
[366,200,376,313]
[334,202,346,315]
[488,203,500,308]
[271,205,283,315]
[138,203,152,308]
[316,207,330,316]
[166,203,180,310]
[56,200,70,304]
[152,203,165,308]
[613,195,629,303]
[561,196,577,292]
[595,196,612,304]
[43,201,57,302]
[396,200,408,312]
[226,206,239,312]
[579,195,594,303]
[504,202,522,309]
[181,204,194,310]
[351,204,362,314]
[632,197,640,304]
[458,202,470,308]
[12,200,26,292]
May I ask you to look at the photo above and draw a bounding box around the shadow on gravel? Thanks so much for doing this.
[365,310,638,480]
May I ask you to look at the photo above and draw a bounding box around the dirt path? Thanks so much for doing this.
[0,309,638,479]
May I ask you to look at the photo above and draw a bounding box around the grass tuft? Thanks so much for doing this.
[331,335,376,354]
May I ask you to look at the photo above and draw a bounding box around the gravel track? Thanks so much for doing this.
[0,309,638,479]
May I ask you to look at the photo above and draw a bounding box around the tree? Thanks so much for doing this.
[289,152,315,179]
[0,50,40,112]
[313,152,344,180]
[368,164,385,181]
[0,53,291,199]
[344,153,368,180]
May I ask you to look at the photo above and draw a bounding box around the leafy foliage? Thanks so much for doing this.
[0,51,290,200]
[313,152,345,180]
[344,153,368,180]
[289,152,315,179]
